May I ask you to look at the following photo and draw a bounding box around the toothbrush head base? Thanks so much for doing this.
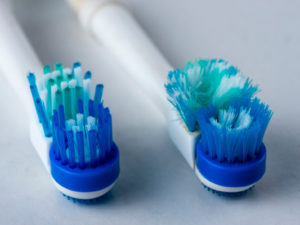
[195,167,254,194]
[53,178,117,200]
[196,142,266,193]
[50,142,120,200]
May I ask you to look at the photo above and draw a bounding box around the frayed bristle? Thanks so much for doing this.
[197,98,273,163]
[165,59,257,132]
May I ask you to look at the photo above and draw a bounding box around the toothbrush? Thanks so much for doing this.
[28,63,120,200]
[67,0,272,194]
[0,1,119,201]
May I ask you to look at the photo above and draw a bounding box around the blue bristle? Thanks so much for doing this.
[78,99,84,114]
[66,130,76,168]
[52,101,114,168]
[29,63,114,169]
[197,98,273,163]
[52,112,60,160]
[35,99,51,137]
[58,105,66,129]
[88,100,94,117]
[58,127,68,165]
[28,73,42,123]
[84,71,92,79]
[97,126,106,164]
[27,72,36,85]
[104,108,112,154]
[88,130,97,167]
[73,62,81,70]
[94,84,104,115]
[53,109,67,165]
[76,131,85,169]
[97,103,105,126]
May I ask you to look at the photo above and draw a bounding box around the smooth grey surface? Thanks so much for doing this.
[0,0,300,224]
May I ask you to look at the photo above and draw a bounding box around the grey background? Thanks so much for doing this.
[0,0,300,224]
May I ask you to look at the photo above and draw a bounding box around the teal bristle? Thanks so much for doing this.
[28,63,115,168]
[165,59,258,132]
[27,62,96,138]
[197,98,273,163]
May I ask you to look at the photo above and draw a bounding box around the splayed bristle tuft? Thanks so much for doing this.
[197,98,273,163]
[165,59,258,132]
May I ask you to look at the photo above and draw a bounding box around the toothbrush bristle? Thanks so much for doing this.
[165,59,258,132]
[197,98,273,163]
[28,62,90,136]
[52,101,113,168]
[28,62,114,167]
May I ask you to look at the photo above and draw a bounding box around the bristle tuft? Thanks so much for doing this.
[197,98,273,163]
[165,59,258,132]
[27,63,113,166]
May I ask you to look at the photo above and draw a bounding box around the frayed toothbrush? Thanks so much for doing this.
[0,1,119,201]
[67,0,272,194]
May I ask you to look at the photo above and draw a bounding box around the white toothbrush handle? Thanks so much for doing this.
[68,0,173,117]
[0,1,43,116]
[0,1,51,172]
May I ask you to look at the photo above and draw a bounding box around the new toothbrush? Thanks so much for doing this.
[67,0,273,194]
[0,1,119,200]
[28,63,120,200]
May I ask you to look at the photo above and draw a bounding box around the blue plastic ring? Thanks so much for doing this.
[196,141,266,187]
[50,143,120,192]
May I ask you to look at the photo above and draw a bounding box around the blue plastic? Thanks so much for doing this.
[50,142,120,192]
[196,141,266,187]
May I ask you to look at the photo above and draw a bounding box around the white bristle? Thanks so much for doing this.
[68,79,77,118]
[51,70,59,79]
[68,79,76,88]
[37,76,45,91]
[61,81,68,90]
[63,68,72,79]
[51,84,58,112]
[66,119,76,131]
[74,66,82,86]
[214,75,246,98]
[83,78,91,99]
[40,89,48,106]
[76,113,84,131]
[87,116,96,130]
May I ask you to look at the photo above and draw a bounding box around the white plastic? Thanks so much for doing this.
[0,1,50,171]
[52,178,117,200]
[70,0,200,172]
[168,110,200,169]
[75,0,173,117]
[29,120,52,172]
